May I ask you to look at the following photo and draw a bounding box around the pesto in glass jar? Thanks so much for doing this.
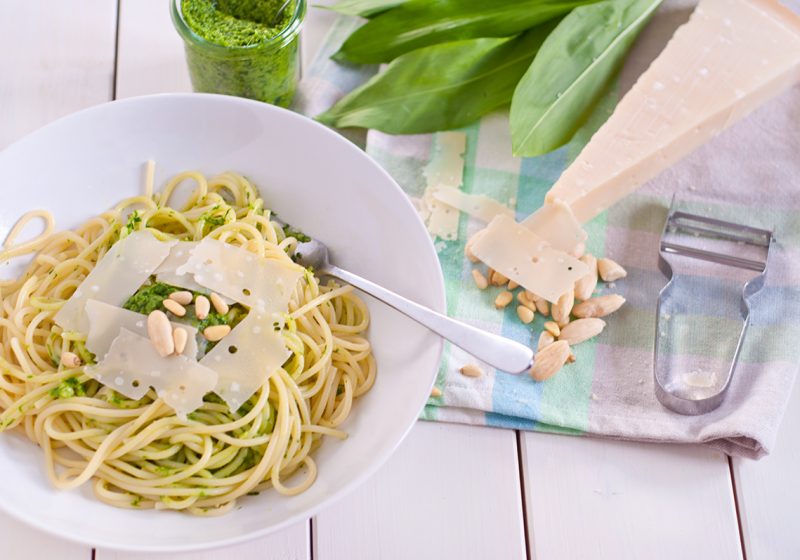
[171,0,305,107]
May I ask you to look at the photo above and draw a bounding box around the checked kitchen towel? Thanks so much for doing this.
[297,1,800,458]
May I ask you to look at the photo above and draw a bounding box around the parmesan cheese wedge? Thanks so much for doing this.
[520,200,587,255]
[545,0,800,223]
[54,231,175,333]
[86,327,218,417]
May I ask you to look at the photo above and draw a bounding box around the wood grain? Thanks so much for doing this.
[522,432,743,560]
[0,0,117,148]
[315,422,527,560]
[0,1,117,556]
[97,522,310,560]
[733,378,800,559]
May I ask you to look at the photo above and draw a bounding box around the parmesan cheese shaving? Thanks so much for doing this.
[199,312,291,411]
[430,186,514,224]
[471,215,590,303]
[84,299,199,360]
[86,328,218,417]
[175,238,303,313]
[54,231,175,333]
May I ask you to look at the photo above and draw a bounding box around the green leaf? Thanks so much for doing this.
[334,0,597,64]
[323,0,407,17]
[510,0,662,157]
[317,25,557,134]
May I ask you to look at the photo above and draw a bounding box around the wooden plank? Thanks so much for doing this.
[0,1,116,558]
[115,0,191,98]
[732,378,800,558]
[96,521,309,560]
[522,433,743,560]
[315,422,527,560]
[0,0,117,148]
[0,514,90,560]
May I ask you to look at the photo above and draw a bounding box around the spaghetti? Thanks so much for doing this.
[0,167,375,515]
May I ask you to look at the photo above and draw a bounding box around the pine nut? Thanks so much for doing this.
[209,292,229,314]
[567,352,577,364]
[472,268,488,290]
[173,327,188,355]
[195,295,211,320]
[535,298,550,317]
[60,351,81,368]
[460,363,483,378]
[163,298,187,317]
[203,324,231,342]
[530,340,570,381]
[495,291,513,309]
[543,321,560,337]
[491,270,509,286]
[574,254,598,301]
[552,291,574,327]
[537,331,555,351]
[430,387,443,398]
[169,291,193,305]
[507,280,519,290]
[570,242,586,259]
[517,305,534,324]
[517,291,536,312]
[598,258,627,282]
[559,318,606,345]
[573,294,626,318]
[148,310,174,357]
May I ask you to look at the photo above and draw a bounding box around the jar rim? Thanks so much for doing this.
[171,0,306,53]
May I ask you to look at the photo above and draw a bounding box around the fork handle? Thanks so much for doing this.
[324,265,534,374]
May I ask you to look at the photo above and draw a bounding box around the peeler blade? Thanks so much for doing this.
[654,195,774,415]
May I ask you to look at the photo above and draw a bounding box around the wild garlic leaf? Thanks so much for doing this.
[510,0,662,157]
[334,0,596,64]
[324,0,407,17]
[317,25,557,134]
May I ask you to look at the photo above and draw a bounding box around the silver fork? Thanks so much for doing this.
[283,227,534,374]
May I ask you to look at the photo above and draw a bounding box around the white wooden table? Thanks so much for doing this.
[2,2,798,559]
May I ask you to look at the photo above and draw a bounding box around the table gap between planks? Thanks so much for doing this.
[2,1,798,559]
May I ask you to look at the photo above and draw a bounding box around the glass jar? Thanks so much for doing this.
[171,0,306,108]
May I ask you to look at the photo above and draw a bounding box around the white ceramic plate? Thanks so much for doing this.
[0,94,444,552]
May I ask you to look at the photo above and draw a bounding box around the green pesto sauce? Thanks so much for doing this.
[182,0,290,47]
[123,280,247,353]
[179,0,301,107]
[50,377,87,400]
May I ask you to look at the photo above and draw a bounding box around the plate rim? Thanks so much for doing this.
[0,92,446,552]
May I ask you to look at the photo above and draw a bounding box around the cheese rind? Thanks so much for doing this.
[546,0,800,223]
[471,215,590,303]
[54,231,175,333]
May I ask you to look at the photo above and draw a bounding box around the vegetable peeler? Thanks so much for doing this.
[653,195,774,415]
